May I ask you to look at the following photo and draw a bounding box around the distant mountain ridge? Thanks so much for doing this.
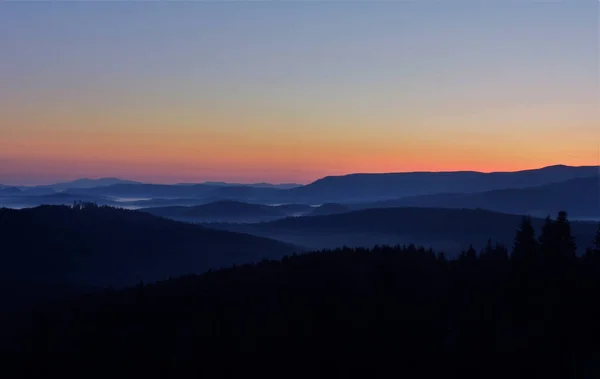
[309,203,352,216]
[362,175,600,219]
[142,200,287,223]
[288,165,600,202]
[0,187,22,195]
[141,200,315,223]
[33,178,142,192]
[2,165,598,209]
[197,182,301,189]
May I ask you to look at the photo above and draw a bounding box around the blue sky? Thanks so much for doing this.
[1,1,598,184]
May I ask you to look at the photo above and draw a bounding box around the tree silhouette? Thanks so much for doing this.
[539,215,558,260]
[512,216,537,263]
[594,223,600,253]
[554,211,577,261]
[3,206,600,378]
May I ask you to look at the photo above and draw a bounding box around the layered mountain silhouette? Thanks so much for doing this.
[362,175,600,219]
[55,165,600,204]
[2,165,598,215]
[210,207,598,255]
[142,200,290,223]
[18,186,57,196]
[0,205,299,291]
[196,181,301,189]
[0,186,22,195]
[141,201,316,223]
[40,177,141,191]
[273,203,314,215]
[287,165,599,202]
[64,183,215,198]
[308,203,352,216]
[0,192,114,208]
[4,220,600,376]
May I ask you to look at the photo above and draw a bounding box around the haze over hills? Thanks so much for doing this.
[308,203,352,216]
[0,192,116,209]
[209,207,599,256]
[38,178,142,191]
[1,165,597,217]
[141,200,300,223]
[361,175,600,219]
[0,205,300,291]
[0,187,22,195]
[5,164,589,204]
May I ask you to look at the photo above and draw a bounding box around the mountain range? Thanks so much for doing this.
[141,200,310,223]
[208,207,599,255]
[361,175,600,219]
[50,165,600,204]
[1,165,598,222]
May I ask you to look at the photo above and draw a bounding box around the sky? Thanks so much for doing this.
[1,1,598,185]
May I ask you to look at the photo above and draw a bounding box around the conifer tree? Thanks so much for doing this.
[555,211,577,260]
[539,215,557,259]
[512,216,537,262]
[594,223,600,253]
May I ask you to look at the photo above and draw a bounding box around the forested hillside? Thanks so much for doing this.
[3,212,600,378]
[0,204,299,289]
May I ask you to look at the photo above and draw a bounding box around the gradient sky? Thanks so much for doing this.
[1,1,598,185]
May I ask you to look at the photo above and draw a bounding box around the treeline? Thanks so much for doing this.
[4,211,600,378]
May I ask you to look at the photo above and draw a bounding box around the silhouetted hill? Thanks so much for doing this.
[289,165,599,202]
[64,183,218,198]
[0,186,22,195]
[0,192,114,208]
[6,227,600,377]
[309,203,352,216]
[19,186,57,196]
[210,207,597,255]
[142,200,288,223]
[52,165,599,206]
[66,183,289,203]
[273,203,314,216]
[200,181,302,189]
[368,176,600,219]
[120,197,212,209]
[0,205,299,290]
[205,186,285,202]
[42,177,141,191]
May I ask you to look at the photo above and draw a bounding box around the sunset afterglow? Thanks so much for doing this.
[1,1,598,185]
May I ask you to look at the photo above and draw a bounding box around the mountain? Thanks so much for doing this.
[309,203,352,216]
[200,181,302,189]
[0,192,114,209]
[65,183,218,198]
[366,176,600,219]
[51,165,599,206]
[67,183,291,204]
[18,186,57,196]
[287,165,600,203]
[42,178,141,191]
[141,200,289,223]
[0,205,300,290]
[274,203,314,216]
[141,201,315,223]
[7,240,600,376]
[209,207,598,256]
[0,187,22,195]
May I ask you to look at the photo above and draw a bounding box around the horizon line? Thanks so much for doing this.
[4,163,599,188]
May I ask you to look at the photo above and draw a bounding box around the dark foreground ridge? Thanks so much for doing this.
[3,212,600,378]
[0,203,299,290]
